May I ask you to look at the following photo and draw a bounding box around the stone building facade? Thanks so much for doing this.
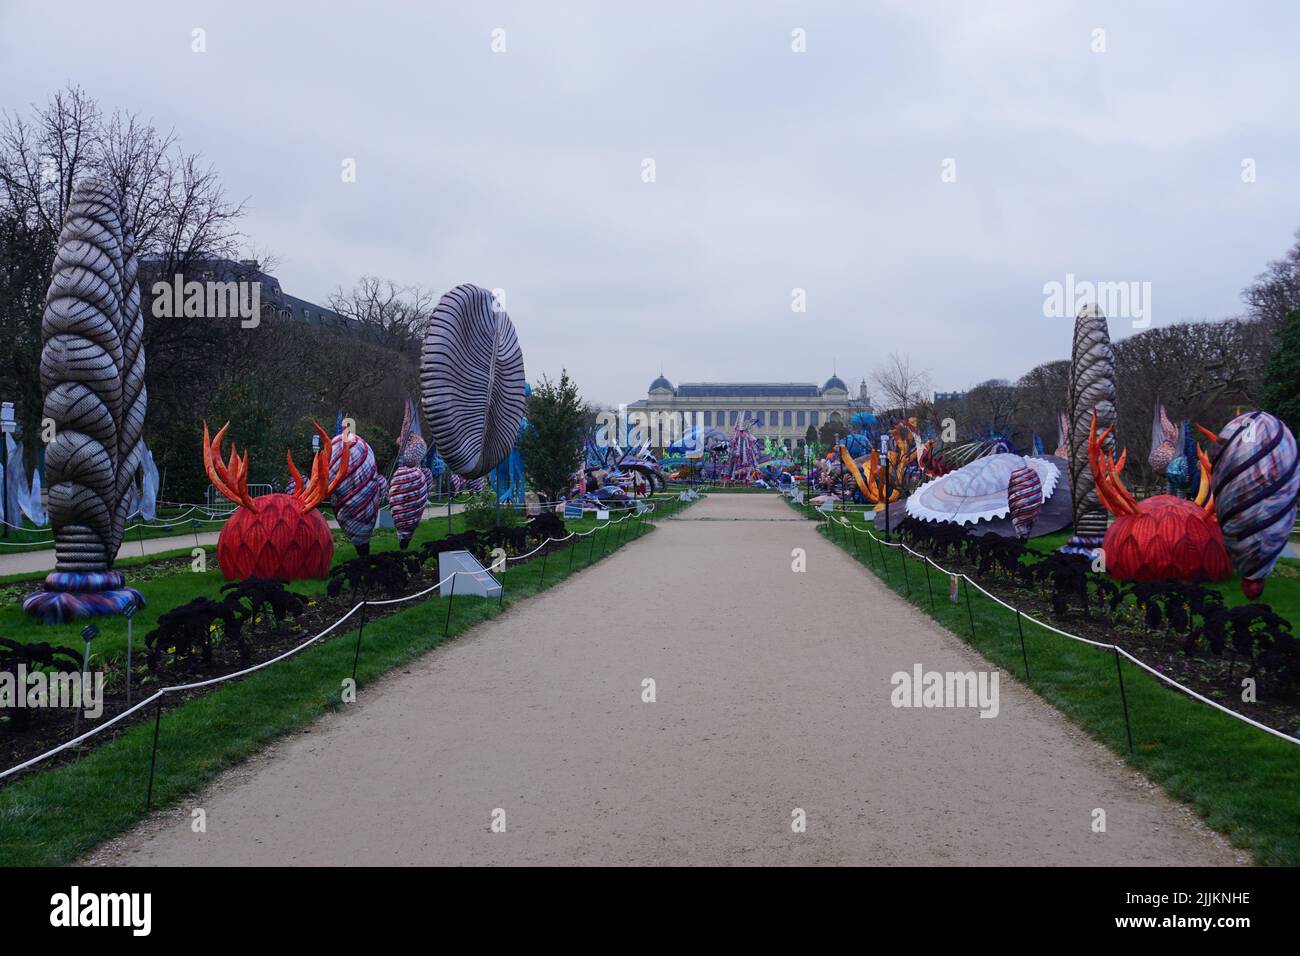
[627,375,872,449]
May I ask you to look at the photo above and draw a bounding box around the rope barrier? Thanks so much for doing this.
[817,510,1300,747]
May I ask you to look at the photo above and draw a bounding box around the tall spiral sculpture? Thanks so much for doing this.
[1062,304,1115,556]
[24,178,146,623]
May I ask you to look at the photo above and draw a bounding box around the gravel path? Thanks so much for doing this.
[88,493,1244,866]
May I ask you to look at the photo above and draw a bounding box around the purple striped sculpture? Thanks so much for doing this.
[1007,465,1043,538]
[420,284,526,479]
[389,398,432,548]
[1209,411,1300,598]
[329,431,386,555]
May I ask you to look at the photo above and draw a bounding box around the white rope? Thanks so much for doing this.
[822,511,1300,746]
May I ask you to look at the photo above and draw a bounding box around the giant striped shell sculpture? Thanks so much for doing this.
[1089,412,1231,582]
[24,178,148,623]
[1064,304,1116,555]
[420,284,526,479]
[1007,465,1043,538]
[205,422,349,581]
[388,397,433,548]
[1207,411,1300,598]
[906,453,1060,528]
[328,429,386,556]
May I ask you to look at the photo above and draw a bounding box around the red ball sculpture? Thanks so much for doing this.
[1100,495,1232,582]
[1088,413,1231,582]
[204,421,352,582]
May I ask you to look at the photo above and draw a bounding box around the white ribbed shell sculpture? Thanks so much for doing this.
[907,454,1060,526]
[420,284,526,480]
[1066,304,1115,542]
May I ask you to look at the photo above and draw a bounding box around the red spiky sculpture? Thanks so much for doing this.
[1088,412,1232,582]
[205,421,351,581]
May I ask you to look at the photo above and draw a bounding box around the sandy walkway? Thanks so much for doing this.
[88,494,1243,866]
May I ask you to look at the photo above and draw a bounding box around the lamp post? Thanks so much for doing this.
[882,432,893,541]
[0,401,15,538]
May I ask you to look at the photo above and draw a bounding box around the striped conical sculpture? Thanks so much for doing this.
[24,178,147,623]
[388,398,433,548]
[328,430,385,556]
[1007,464,1043,538]
[1062,304,1115,556]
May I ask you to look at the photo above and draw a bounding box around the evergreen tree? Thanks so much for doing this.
[1262,309,1300,438]
[517,370,587,502]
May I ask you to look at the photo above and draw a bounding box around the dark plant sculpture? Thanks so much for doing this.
[0,637,84,731]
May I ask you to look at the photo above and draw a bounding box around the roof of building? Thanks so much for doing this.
[674,382,823,398]
[649,375,674,391]
[822,375,849,392]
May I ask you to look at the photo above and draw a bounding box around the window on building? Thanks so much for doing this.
[730,411,738,425]
[754,411,764,426]
[702,410,711,426]
[783,411,792,427]
[796,411,806,426]
[811,411,820,426]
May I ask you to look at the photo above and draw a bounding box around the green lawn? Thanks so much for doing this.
[0,493,693,865]
[796,498,1300,866]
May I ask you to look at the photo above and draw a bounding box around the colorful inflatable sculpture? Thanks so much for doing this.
[1147,398,1179,475]
[205,422,350,581]
[1007,465,1043,538]
[840,425,916,509]
[420,283,526,479]
[388,398,434,548]
[1207,411,1300,598]
[24,178,148,623]
[329,428,386,556]
[491,383,531,505]
[1064,304,1116,555]
[1089,412,1231,583]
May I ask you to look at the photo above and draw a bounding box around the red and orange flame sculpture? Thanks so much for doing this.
[204,421,351,581]
[1087,412,1231,582]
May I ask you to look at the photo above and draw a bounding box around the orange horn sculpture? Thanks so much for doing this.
[203,421,352,581]
[1085,411,1231,583]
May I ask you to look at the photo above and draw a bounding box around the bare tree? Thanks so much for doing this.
[964,378,1022,438]
[1243,228,1300,333]
[0,85,246,476]
[328,276,436,350]
[872,352,932,418]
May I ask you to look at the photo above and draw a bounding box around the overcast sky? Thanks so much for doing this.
[3,0,1298,406]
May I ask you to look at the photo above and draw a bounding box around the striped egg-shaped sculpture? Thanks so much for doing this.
[389,399,432,548]
[329,433,385,554]
[1007,465,1043,538]
[420,284,526,479]
[1210,411,1300,598]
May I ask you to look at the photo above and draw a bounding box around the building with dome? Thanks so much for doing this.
[627,374,872,450]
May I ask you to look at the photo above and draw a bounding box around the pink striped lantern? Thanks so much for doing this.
[1007,464,1043,538]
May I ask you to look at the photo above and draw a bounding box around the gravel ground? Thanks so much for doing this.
[86,493,1245,866]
